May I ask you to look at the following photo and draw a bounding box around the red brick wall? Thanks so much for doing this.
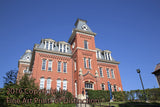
[31,52,73,93]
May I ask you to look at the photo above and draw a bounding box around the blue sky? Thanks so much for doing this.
[0,0,160,91]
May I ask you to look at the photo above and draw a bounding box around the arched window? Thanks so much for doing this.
[57,79,61,91]
[46,78,51,90]
[63,80,67,90]
[40,77,45,89]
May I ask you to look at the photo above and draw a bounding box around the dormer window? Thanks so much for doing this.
[45,41,54,50]
[59,43,67,53]
[60,44,62,52]
[97,51,101,59]
[46,41,49,49]
[49,42,53,50]
[64,45,66,53]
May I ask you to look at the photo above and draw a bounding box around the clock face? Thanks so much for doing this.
[81,25,88,31]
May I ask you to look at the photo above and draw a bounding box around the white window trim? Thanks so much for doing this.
[57,79,61,91]
[63,80,67,90]
[99,67,103,77]
[48,60,52,71]
[75,82,77,98]
[106,68,110,78]
[42,59,46,70]
[74,61,77,71]
[40,78,45,89]
[46,78,52,90]
[111,69,115,79]
[84,57,87,68]
[58,61,61,72]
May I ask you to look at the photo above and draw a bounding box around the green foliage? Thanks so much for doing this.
[87,88,160,102]
[87,90,110,102]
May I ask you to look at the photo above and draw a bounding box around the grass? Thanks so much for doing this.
[91,101,160,107]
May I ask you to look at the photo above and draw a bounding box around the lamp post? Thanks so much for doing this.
[136,69,147,101]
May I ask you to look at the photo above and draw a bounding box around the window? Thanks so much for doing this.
[111,69,115,79]
[84,58,87,68]
[88,58,91,69]
[119,87,121,91]
[42,59,46,70]
[101,84,105,90]
[108,53,110,60]
[85,83,93,89]
[74,61,76,71]
[104,52,108,60]
[46,41,48,49]
[75,82,77,98]
[63,62,67,73]
[46,78,51,90]
[99,67,103,77]
[84,40,88,49]
[97,51,100,59]
[106,68,110,78]
[50,42,52,50]
[63,80,67,90]
[64,45,66,53]
[60,44,62,52]
[40,78,45,89]
[114,85,117,92]
[58,61,61,72]
[57,79,61,91]
[48,60,52,71]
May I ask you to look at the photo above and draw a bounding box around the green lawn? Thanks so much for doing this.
[91,101,160,107]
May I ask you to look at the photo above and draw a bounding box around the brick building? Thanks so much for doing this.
[17,19,123,99]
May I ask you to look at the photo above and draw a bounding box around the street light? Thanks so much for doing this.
[136,69,147,101]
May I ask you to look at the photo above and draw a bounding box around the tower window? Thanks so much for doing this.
[111,69,115,79]
[88,58,91,69]
[84,40,88,49]
[85,83,93,89]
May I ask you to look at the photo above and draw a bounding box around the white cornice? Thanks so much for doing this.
[34,48,72,57]
[97,59,120,65]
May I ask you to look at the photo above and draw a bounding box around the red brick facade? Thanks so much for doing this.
[17,19,123,99]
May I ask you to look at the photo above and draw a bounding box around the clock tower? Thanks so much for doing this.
[68,19,98,99]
